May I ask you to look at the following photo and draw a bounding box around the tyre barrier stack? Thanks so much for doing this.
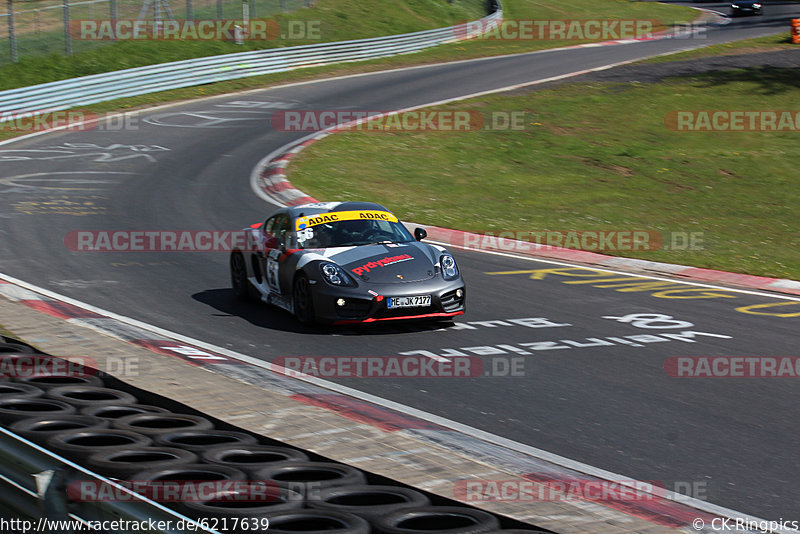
[0,335,551,533]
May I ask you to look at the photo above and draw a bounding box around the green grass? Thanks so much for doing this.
[0,0,488,89]
[287,66,800,280]
[0,0,696,90]
[642,32,796,64]
[0,0,699,143]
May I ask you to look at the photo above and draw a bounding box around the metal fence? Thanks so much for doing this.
[0,0,311,63]
[0,426,220,534]
[0,5,502,116]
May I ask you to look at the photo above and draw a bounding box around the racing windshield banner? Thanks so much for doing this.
[295,210,399,231]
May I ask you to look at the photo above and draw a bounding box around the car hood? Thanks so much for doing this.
[327,242,439,284]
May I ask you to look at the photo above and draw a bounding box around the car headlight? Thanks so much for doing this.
[320,262,356,287]
[439,254,460,281]
[752,3,760,6]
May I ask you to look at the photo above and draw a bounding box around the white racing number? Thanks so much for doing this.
[266,249,281,292]
[296,227,314,244]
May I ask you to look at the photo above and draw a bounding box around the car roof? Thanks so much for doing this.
[285,201,394,219]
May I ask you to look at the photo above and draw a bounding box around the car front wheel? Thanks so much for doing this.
[230,252,250,301]
[293,274,315,325]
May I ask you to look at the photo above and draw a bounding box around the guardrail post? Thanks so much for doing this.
[186,0,193,20]
[62,0,72,56]
[36,468,72,534]
[216,0,222,19]
[7,0,18,62]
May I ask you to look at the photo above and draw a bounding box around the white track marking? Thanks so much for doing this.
[0,271,792,532]
[433,239,800,302]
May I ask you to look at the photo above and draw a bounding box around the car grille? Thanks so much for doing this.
[336,299,372,319]
[380,304,437,319]
[440,288,465,312]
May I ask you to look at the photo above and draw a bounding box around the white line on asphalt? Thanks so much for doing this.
[0,271,791,532]
[434,240,800,302]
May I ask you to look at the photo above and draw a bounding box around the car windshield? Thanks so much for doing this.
[296,217,415,249]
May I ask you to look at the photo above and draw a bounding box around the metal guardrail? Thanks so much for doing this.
[0,6,502,116]
[0,426,220,534]
[0,8,503,530]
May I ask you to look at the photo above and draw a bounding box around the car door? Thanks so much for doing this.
[264,214,290,296]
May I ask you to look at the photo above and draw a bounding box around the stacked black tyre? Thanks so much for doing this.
[0,338,548,533]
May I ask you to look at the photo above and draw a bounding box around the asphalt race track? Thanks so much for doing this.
[1,1,799,520]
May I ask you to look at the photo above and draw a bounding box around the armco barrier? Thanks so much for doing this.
[0,337,546,532]
[0,4,501,117]
[0,427,221,534]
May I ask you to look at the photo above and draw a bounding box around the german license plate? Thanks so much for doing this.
[387,295,431,308]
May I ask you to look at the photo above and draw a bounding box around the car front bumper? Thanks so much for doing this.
[309,277,466,324]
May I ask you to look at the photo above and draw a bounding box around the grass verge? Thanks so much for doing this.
[287,64,800,280]
[0,0,695,90]
[641,32,796,63]
[0,0,698,143]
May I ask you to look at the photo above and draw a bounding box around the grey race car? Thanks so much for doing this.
[229,201,466,325]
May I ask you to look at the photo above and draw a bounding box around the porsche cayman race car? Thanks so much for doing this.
[229,201,466,325]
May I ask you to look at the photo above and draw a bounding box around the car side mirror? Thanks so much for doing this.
[414,228,427,241]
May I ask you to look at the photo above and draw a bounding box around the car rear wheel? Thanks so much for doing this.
[293,275,315,325]
[230,252,251,301]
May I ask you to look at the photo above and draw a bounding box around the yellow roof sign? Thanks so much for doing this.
[295,210,398,231]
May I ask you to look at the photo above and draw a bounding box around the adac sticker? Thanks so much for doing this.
[295,210,398,231]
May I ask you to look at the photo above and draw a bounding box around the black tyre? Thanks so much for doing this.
[0,342,35,354]
[112,413,214,436]
[131,463,247,483]
[0,382,44,400]
[46,429,152,461]
[155,430,258,453]
[231,252,252,301]
[46,386,137,407]
[201,445,309,478]
[254,461,366,499]
[178,486,304,523]
[484,530,550,533]
[81,404,170,420]
[373,506,500,534]
[85,446,198,479]
[126,464,249,503]
[0,398,76,424]
[9,415,109,444]
[268,510,370,534]
[308,485,430,522]
[15,374,104,390]
[293,274,315,325]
